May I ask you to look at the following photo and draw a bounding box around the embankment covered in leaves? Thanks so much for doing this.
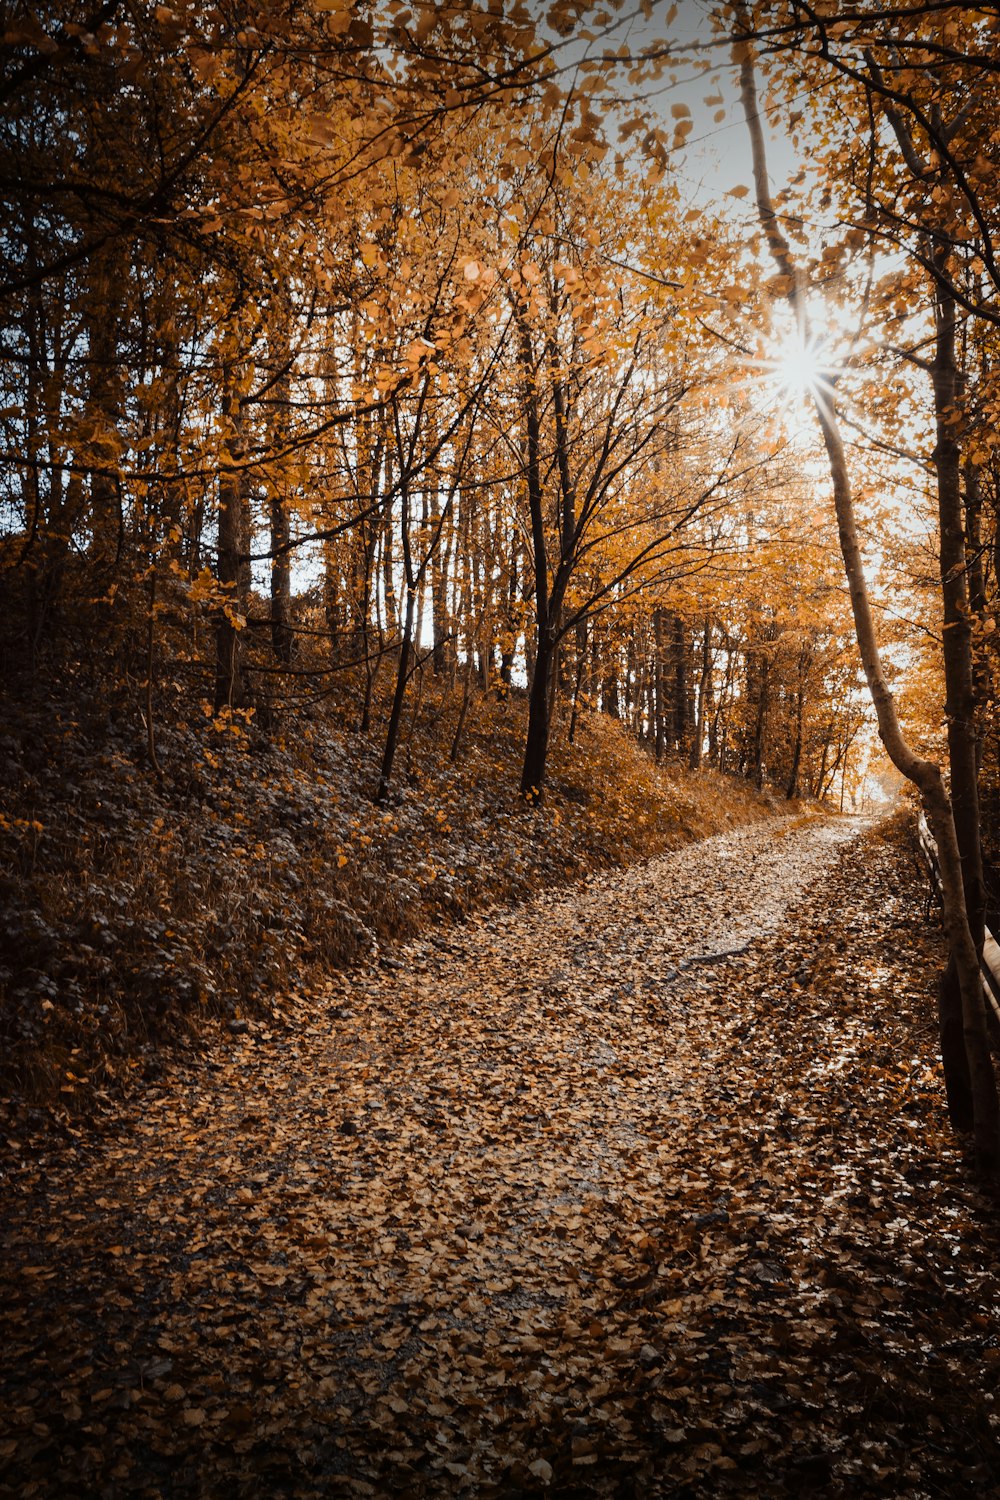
[0,672,782,1105]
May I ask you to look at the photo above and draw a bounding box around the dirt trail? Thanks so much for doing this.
[2,811,1000,1499]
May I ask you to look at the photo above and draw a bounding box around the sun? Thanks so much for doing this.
[771,327,835,404]
[724,310,844,443]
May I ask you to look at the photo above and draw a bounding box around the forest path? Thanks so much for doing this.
[3,811,1000,1498]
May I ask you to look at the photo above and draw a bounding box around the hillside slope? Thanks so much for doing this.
[1,672,786,1107]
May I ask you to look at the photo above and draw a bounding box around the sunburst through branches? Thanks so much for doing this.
[731,318,843,444]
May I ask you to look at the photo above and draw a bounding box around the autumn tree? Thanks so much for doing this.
[729,5,1000,1174]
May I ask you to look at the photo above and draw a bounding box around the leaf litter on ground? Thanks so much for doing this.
[2,810,1000,1497]
[0,686,776,1105]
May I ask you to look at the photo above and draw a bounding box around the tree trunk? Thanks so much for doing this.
[964,455,990,771]
[382,455,397,638]
[819,355,991,1155]
[214,364,251,713]
[690,615,714,770]
[602,661,620,720]
[431,484,454,680]
[450,654,475,763]
[86,248,122,578]
[268,323,294,666]
[933,273,985,946]
[518,312,552,804]
[521,628,555,802]
[568,619,589,746]
[749,645,769,790]
[738,24,999,1174]
[269,491,293,666]
[931,274,984,1129]
[324,538,343,666]
[672,614,688,753]
[786,649,809,800]
[654,609,668,761]
[376,587,415,805]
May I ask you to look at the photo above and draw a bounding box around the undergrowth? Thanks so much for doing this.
[1,666,785,1111]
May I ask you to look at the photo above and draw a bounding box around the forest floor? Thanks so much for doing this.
[3,811,1000,1499]
[0,680,778,1105]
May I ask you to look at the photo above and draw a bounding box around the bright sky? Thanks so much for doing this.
[539,0,804,209]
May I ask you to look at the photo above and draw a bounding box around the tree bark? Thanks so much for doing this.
[568,620,589,746]
[268,318,294,667]
[376,587,415,806]
[521,628,555,802]
[691,616,714,770]
[737,22,999,1175]
[786,647,809,800]
[932,272,985,945]
[214,362,251,713]
[964,455,990,768]
[931,272,983,1129]
[653,609,667,761]
[749,642,770,790]
[86,247,122,578]
[518,313,552,804]
[269,492,293,665]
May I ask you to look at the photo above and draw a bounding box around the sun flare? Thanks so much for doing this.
[729,313,841,430]
[774,329,828,400]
